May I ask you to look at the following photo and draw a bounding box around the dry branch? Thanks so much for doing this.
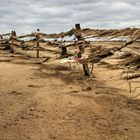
[0,33,11,36]
[122,73,140,80]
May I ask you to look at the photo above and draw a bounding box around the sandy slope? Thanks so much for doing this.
[0,46,140,140]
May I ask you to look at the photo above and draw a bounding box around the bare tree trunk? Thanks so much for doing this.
[75,24,90,76]
[36,29,40,58]
[83,63,90,76]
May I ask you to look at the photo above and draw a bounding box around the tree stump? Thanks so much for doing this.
[60,46,68,58]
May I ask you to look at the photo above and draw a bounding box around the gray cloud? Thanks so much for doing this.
[0,0,140,34]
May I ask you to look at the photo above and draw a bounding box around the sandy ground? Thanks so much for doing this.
[0,44,140,140]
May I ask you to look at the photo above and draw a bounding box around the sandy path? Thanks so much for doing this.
[0,54,140,140]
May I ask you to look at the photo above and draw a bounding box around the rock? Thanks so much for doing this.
[29,107,36,111]
[83,86,92,91]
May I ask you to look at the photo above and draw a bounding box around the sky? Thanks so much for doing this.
[0,0,140,34]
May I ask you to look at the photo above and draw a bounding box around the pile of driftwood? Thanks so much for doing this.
[0,24,140,78]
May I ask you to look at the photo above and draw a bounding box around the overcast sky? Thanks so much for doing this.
[0,0,140,34]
